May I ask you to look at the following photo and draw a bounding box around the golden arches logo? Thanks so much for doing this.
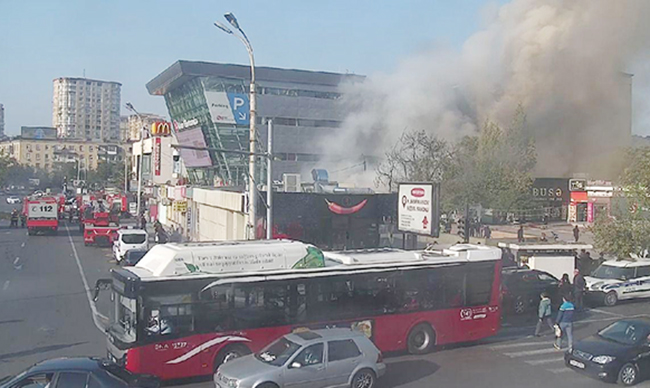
[151,121,171,136]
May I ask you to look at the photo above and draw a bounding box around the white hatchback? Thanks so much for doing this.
[585,259,650,306]
[113,229,148,263]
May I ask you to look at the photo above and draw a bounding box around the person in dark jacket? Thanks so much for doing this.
[573,269,586,311]
[558,273,572,299]
[554,296,575,350]
[535,292,554,336]
[517,225,524,242]
[573,225,580,242]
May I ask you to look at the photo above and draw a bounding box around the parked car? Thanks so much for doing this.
[122,249,148,266]
[565,318,650,385]
[113,229,148,263]
[501,268,560,315]
[5,196,21,204]
[215,328,386,388]
[0,357,160,388]
[585,259,650,306]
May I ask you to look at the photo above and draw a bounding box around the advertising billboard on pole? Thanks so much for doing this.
[397,183,440,237]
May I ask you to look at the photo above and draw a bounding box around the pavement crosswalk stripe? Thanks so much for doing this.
[503,348,563,357]
[549,367,572,374]
[490,341,548,350]
[526,357,565,365]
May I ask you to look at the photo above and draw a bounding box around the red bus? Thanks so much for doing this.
[95,240,501,380]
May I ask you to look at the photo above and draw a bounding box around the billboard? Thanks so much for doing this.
[397,183,440,237]
[21,126,57,139]
[175,127,213,167]
[204,91,249,125]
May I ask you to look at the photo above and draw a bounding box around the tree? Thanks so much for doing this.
[376,107,536,214]
[86,161,125,189]
[591,146,650,258]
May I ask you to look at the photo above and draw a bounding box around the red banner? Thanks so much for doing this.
[154,137,162,176]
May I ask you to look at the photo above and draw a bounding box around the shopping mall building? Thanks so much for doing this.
[146,61,364,187]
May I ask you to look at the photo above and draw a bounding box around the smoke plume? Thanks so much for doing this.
[317,0,650,186]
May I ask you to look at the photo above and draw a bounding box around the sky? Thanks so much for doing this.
[0,0,503,135]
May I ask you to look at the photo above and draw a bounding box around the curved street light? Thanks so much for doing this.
[214,13,258,240]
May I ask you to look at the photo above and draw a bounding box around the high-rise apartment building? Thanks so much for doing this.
[0,103,5,137]
[52,77,121,141]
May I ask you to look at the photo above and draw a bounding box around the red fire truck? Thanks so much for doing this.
[24,197,59,235]
[81,199,121,246]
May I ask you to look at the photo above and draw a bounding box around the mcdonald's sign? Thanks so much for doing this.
[151,121,171,136]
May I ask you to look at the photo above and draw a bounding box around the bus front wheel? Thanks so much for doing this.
[213,344,251,372]
[407,323,436,354]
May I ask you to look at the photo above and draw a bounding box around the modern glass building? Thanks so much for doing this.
[146,61,364,186]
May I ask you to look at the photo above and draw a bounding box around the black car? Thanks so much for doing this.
[122,249,148,266]
[565,319,650,385]
[501,268,560,315]
[0,358,159,388]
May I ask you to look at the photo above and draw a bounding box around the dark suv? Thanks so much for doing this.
[502,268,560,315]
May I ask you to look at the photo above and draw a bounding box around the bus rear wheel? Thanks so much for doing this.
[407,323,436,354]
[213,344,251,372]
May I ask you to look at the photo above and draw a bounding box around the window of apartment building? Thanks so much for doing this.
[36,154,40,160]
[26,153,31,160]
[79,145,83,151]
[35,144,40,151]
[89,146,93,151]
[45,154,49,159]
[35,163,40,168]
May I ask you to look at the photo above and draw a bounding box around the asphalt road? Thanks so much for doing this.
[0,219,649,388]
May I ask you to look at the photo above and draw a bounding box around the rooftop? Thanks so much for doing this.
[54,77,122,86]
[146,60,365,96]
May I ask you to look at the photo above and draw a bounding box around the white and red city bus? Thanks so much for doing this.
[95,240,501,380]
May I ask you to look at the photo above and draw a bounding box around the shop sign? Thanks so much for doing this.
[153,137,162,176]
[173,201,188,213]
[569,179,587,192]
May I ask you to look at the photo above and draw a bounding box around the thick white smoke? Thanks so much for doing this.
[317,0,650,186]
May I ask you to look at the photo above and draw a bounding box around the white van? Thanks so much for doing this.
[113,229,148,263]
[585,259,650,306]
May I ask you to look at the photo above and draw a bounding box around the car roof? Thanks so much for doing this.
[28,358,101,373]
[601,259,650,268]
[118,229,147,235]
[284,328,364,345]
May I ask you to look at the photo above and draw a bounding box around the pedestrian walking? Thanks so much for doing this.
[573,269,586,311]
[502,247,517,267]
[558,273,573,299]
[535,292,554,336]
[573,225,580,242]
[554,295,575,350]
[140,214,147,230]
[484,225,492,239]
[517,225,524,243]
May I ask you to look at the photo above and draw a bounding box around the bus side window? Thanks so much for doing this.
[465,262,496,306]
[439,266,466,308]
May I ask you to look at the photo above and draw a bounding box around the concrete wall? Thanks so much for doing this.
[189,188,246,241]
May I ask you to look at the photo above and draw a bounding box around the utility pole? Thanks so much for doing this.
[266,120,273,239]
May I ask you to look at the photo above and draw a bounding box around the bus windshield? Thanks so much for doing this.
[109,293,137,344]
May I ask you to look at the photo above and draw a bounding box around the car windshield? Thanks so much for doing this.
[255,338,301,366]
[598,321,650,345]
[591,264,635,280]
[122,234,147,244]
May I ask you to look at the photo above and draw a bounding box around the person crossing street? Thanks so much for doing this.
[554,295,575,350]
[534,292,554,336]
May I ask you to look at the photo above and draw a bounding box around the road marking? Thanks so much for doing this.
[527,357,565,365]
[20,242,25,248]
[588,308,623,317]
[2,280,9,291]
[490,341,548,349]
[64,224,107,332]
[503,348,562,357]
[549,367,572,374]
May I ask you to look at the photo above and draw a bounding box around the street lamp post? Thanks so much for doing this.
[125,103,146,218]
[214,13,257,240]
